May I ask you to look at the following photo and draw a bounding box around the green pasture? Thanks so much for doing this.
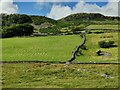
[2,33,118,63]
[2,35,82,61]
[2,63,118,88]
[86,25,118,30]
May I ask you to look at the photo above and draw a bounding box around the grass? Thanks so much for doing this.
[1,25,119,88]
[2,63,119,88]
[86,25,118,30]
[2,35,82,61]
[79,33,118,63]
[2,33,118,63]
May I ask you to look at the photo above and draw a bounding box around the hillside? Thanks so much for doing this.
[1,13,119,37]
[30,15,57,25]
[2,13,119,88]
[59,13,120,22]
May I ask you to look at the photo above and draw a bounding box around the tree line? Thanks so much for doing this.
[1,14,34,38]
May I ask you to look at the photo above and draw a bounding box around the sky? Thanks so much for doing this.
[0,0,120,20]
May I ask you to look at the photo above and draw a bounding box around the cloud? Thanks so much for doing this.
[73,0,118,16]
[0,0,18,14]
[35,1,55,12]
[47,0,119,20]
[46,5,72,20]
[73,1,101,13]
[101,2,118,16]
[35,0,72,11]
[35,0,79,12]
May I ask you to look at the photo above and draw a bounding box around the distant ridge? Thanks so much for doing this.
[59,13,120,22]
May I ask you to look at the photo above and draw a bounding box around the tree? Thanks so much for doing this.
[18,14,32,24]
[2,24,34,38]
[1,14,32,26]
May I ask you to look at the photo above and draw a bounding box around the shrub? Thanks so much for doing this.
[81,45,87,50]
[108,41,114,47]
[98,40,115,48]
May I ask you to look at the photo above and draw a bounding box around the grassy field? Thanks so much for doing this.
[1,26,119,88]
[2,33,118,63]
[2,35,82,62]
[1,13,119,89]
[86,25,119,30]
[2,63,119,88]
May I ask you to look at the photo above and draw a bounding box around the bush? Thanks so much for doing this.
[98,40,115,48]
[81,45,87,50]
[108,41,114,47]
[2,24,34,38]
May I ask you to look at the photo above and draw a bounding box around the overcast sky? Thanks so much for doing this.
[0,0,119,20]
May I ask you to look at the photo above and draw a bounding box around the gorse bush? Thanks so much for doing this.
[2,24,34,38]
[98,40,116,48]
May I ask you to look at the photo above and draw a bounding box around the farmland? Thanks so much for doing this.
[2,33,118,63]
[1,13,119,88]
[86,25,119,30]
[2,32,119,88]
[2,35,82,62]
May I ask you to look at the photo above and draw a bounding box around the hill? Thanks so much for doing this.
[1,13,119,37]
[30,15,57,25]
[59,13,120,22]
